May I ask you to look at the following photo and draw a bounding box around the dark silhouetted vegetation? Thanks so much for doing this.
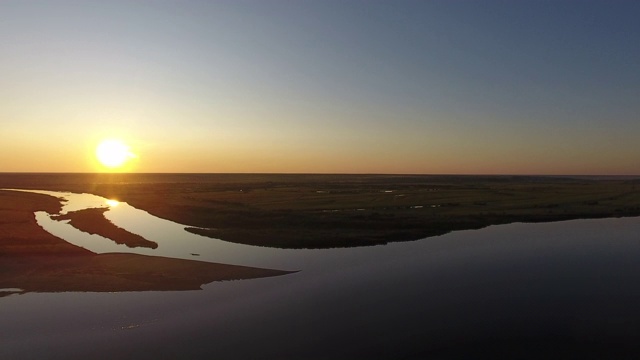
[2,173,639,248]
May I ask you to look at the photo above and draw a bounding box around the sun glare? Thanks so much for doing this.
[105,199,120,207]
[96,139,135,168]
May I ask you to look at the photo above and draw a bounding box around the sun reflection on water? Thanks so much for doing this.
[106,199,120,207]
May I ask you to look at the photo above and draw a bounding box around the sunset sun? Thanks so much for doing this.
[96,139,135,168]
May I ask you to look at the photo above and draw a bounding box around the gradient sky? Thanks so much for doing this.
[1,0,639,174]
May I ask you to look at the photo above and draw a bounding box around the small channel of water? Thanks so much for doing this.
[6,189,334,270]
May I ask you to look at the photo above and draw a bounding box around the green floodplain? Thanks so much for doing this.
[2,173,640,249]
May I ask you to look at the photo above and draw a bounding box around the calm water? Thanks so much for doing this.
[2,190,640,359]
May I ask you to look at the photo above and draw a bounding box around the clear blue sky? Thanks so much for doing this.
[1,0,639,174]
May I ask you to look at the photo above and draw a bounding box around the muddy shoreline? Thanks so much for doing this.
[0,189,291,294]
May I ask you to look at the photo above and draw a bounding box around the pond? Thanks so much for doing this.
[2,190,640,359]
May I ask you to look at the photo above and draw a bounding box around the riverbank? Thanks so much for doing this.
[0,189,291,294]
[1,173,640,248]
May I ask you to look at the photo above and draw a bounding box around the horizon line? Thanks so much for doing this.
[1,172,639,178]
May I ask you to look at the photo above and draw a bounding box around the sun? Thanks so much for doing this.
[96,139,135,168]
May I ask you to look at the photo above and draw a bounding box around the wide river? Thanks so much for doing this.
[2,190,640,358]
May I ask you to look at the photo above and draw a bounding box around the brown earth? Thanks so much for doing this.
[0,189,292,295]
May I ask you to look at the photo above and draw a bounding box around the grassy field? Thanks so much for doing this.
[2,173,639,248]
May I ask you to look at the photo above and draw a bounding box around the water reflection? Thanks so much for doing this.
[9,189,300,269]
[105,199,120,207]
[5,189,115,214]
[4,189,640,358]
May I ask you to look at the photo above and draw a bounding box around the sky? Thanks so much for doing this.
[1,0,639,174]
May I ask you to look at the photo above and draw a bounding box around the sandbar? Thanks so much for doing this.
[0,189,292,294]
[53,207,158,249]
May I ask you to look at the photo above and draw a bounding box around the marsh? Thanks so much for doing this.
[2,174,640,358]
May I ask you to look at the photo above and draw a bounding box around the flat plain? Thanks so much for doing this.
[2,173,640,357]
[2,173,640,250]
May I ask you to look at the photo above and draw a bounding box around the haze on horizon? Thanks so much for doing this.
[1,0,639,175]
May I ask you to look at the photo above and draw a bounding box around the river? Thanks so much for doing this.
[2,190,640,358]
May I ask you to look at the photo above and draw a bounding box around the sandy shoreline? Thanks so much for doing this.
[0,189,291,294]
